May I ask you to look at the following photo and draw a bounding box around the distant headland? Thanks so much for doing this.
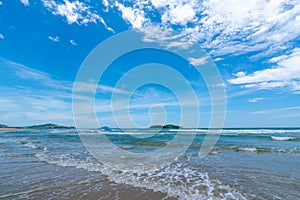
[0,123,75,132]
[27,123,74,129]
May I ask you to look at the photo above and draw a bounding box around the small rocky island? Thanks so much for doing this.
[150,124,182,129]
[100,126,111,131]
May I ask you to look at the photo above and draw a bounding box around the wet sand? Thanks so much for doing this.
[0,148,177,200]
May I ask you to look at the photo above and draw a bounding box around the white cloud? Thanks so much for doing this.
[70,39,77,46]
[102,0,109,12]
[115,2,148,29]
[214,57,224,62]
[42,0,113,31]
[248,98,265,103]
[0,1,3,6]
[109,0,300,58]
[0,33,4,39]
[228,48,300,93]
[188,55,210,66]
[161,4,196,26]
[48,36,59,42]
[195,0,300,57]
[20,0,29,6]
[102,0,109,7]
[141,27,194,49]
[268,55,289,63]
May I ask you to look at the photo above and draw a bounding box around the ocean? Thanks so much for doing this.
[0,128,299,199]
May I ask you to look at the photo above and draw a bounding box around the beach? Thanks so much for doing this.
[0,128,299,199]
[0,128,25,132]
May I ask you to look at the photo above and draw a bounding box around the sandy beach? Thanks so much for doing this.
[0,127,25,132]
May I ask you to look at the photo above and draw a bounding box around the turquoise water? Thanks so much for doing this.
[0,128,299,199]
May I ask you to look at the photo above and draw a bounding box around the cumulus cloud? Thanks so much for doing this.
[42,0,113,31]
[115,2,148,29]
[105,0,300,58]
[102,0,109,8]
[161,3,196,26]
[20,0,29,6]
[48,36,59,42]
[0,33,4,39]
[228,48,300,93]
[0,1,3,6]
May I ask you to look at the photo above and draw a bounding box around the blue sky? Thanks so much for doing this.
[0,0,299,127]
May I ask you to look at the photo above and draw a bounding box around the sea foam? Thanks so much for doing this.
[34,152,247,200]
[271,136,297,141]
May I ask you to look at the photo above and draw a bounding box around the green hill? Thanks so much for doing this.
[0,124,8,128]
[28,123,74,129]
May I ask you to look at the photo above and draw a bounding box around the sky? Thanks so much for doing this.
[0,0,299,128]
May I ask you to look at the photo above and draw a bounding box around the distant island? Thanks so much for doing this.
[100,126,112,131]
[150,124,182,129]
[28,123,74,129]
[0,123,74,132]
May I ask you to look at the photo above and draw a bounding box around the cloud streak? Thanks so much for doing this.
[250,106,300,115]
[0,58,75,126]
[48,36,59,42]
[70,39,77,46]
[248,98,265,103]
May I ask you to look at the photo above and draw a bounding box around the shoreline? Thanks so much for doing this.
[0,127,25,132]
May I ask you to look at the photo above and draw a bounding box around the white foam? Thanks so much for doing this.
[167,129,207,132]
[35,152,246,200]
[77,128,300,136]
[50,129,76,134]
[17,141,48,151]
[222,129,300,134]
[236,147,257,152]
[271,136,297,141]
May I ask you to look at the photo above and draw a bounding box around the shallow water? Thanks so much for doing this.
[0,128,299,199]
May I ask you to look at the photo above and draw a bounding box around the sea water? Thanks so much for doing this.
[0,128,299,199]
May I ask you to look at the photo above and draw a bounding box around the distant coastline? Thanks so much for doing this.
[0,123,74,132]
[1,123,299,132]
